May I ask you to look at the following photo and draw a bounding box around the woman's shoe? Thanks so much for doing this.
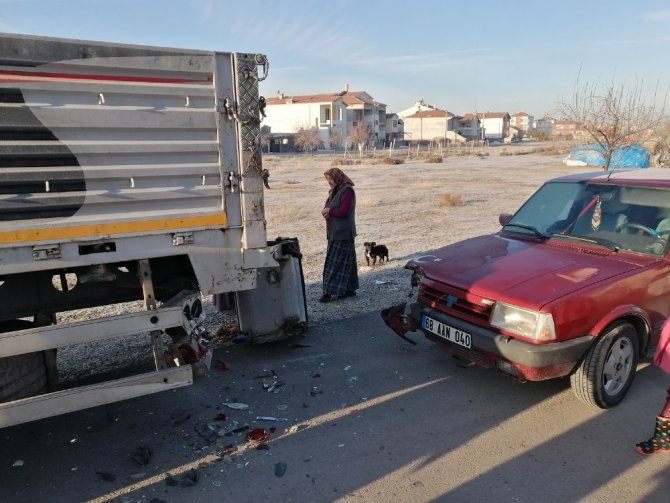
[635,416,670,456]
[318,294,333,303]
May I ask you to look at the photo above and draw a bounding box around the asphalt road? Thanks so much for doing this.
[1,311,669,503]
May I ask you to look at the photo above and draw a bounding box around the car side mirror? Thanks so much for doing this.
[499,213,513,226]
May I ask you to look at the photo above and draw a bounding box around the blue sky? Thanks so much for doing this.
[2,0,669,117]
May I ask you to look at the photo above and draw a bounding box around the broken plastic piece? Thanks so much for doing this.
[12,459,24,467]
[180,469,199,487]
[248,428,270,442]
[96,470,117,482]
[130,446,152,466]
[256,416,288,422]
[274,462,287,477]
[224,402,249,410]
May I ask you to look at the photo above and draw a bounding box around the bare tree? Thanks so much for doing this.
[294,127,324,154]
[652,117,670,167]
[347,122,371,149]
[557,76,666,169]
[329,128,343,151]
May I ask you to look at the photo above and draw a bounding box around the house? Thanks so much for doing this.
[463,112,510,140]
[397,99,438,120]
[534,116,555,136]
[403,109,456,142]
[385,112,404,142]
[454,114,482,140]
[510,112,534,133]
[263,86,387,148]
[552,119,579,138]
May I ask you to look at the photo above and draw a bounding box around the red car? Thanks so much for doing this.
[383,169,670,408]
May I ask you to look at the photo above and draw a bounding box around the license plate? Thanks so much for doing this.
[422,315,472,349]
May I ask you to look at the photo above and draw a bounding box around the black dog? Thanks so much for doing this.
[364,241,389,266]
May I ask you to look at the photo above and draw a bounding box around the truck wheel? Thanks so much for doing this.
[570,321,638,409]
[0,352,48,402]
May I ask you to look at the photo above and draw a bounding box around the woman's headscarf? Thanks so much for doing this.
[324,167,354,202]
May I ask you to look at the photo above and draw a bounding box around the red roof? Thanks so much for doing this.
[406,109,454,119]
[265,91,385,108]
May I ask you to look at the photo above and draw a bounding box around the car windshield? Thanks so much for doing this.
[504,181,670,257]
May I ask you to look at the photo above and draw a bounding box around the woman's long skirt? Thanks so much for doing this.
[323,239,359,297]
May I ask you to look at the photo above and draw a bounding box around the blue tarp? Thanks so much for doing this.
[564,143,650,168]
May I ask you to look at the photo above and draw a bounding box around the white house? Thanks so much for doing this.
[397,99,438,120]
[385,112,404,141]
[464,112,510,140]
[263,87,387,148]
[510,112,534,133]
[403,109,457,142]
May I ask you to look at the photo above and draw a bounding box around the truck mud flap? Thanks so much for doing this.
[234,237,308,344]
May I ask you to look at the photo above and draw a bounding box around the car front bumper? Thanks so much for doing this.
[383,303,593,381]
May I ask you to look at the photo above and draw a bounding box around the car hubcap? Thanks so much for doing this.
[602,338,633,396]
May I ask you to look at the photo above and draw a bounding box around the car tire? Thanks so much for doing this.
[570,321,639,409]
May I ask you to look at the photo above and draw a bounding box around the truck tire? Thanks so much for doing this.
[0,352,48,402]
[570,321,639,409]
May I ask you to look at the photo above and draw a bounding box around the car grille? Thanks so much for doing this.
[419,283,491,323]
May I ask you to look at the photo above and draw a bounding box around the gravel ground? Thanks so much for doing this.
[56,142,583,383]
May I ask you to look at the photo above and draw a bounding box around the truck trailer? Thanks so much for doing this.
[0,33,306,427]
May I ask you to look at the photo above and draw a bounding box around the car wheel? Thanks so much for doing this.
[570,321,639,409]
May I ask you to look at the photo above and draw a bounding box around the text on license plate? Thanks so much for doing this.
[422,315,472,349]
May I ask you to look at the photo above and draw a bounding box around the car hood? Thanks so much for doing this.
[414,234,649,308]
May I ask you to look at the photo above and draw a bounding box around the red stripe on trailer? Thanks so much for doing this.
[0,70,210,84]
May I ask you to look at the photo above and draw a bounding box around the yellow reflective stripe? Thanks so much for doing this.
[0,214,228,244]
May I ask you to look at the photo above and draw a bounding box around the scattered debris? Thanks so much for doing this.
[274,462,287,478]
[344,365,351,371]
[312,372,321,378]
[213,412,227,421]
[232,334,250,344]
[276,404,288,411]
[180,469,199,487]
[96,470,117,482]
[129,472,146,480]
[247,428,270,442]
[256,416,288,422]
[12,460,24,468]
[212,480,222,488]
[165,475,179,487]
[224,402,249,410]
[222,444,238,455]
[130,446,152,466]
[375,280,388,285]
[172,412,191,426]
[214,360,230,371]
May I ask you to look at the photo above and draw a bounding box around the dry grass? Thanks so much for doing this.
[372,157,404,165]
[331,158,352,166]
[424,155,443,163]
[438,193,463,207]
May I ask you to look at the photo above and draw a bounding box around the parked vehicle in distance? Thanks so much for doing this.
[383,169,670,408]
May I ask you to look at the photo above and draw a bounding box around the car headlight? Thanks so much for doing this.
[490,302,556,341]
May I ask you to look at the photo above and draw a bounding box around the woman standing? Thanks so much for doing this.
[319,167,359,302]
[635,319,670,455]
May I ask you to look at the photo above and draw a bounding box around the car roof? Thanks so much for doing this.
[550,169,670,188]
